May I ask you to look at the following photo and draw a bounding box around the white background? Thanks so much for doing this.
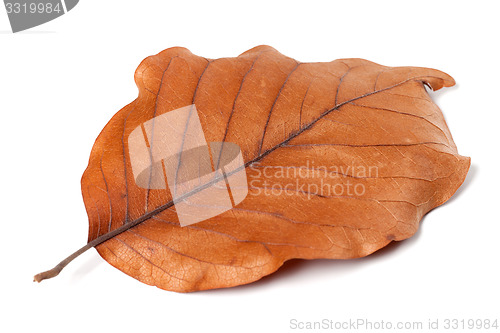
[1,1,498,332]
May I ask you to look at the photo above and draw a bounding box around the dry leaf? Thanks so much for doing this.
[35,46,470,292]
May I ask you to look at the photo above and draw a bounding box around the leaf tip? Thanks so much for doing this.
[420,68,456,91]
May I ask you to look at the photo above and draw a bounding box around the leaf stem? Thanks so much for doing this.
[33,200,175,283]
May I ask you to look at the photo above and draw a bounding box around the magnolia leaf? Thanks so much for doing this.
[34,46,470,292]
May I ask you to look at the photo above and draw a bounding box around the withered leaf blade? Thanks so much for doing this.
[37,46,470,292]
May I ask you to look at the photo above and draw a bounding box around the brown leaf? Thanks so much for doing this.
[35,46,470,292]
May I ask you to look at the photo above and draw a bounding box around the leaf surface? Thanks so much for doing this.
[81,46,470,292]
